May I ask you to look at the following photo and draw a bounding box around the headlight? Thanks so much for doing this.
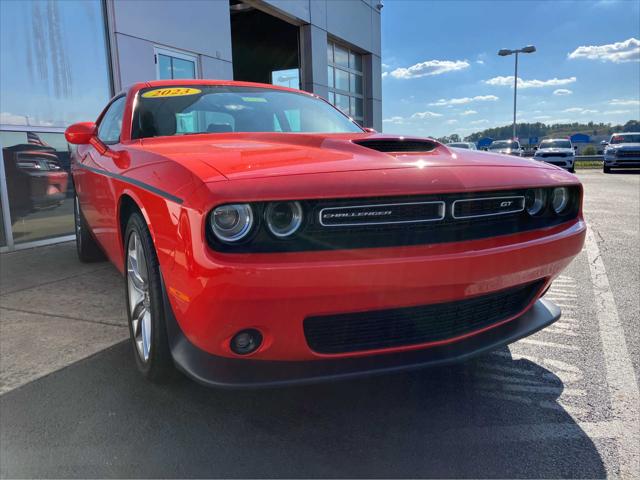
[525,188,546,215]
[210,204,254,242]
[264,201,303,237]
[551,187,570,214]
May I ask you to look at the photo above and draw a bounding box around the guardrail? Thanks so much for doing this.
[575,155,604,162]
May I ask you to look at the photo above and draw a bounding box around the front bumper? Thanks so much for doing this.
[165,218,585,360]
[537,157,574,169]
[605,156,640,167]
[162,282,561,388]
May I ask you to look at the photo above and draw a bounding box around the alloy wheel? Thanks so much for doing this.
[127,231,152,362]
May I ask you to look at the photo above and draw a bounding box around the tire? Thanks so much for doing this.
[124,212,174,382]
[603,165,611,174]
[569,166,575,173]
[74,194,105,262]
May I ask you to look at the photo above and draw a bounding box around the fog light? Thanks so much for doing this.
[230,329,263,355]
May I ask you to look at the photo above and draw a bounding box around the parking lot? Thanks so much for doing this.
[0,170,638,478]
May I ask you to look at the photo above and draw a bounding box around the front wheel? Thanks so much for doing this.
[568,166,575,173]
[603,165,611,174]
[124,213,174,382]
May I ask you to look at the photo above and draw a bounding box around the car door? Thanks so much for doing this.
[76,95,126,263]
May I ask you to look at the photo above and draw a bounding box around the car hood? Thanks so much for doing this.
[537,148,574,154]
[608,143,640,149]
[137,133,553,181]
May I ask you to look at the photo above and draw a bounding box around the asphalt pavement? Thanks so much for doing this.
[0,169,638,478]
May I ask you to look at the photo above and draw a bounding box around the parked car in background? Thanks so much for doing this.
[65,79,585,387]
[2,144,69,222]
[602,132,640,173]
[446,142,477,150]
[534,138,576,173]
[488,140,523,157]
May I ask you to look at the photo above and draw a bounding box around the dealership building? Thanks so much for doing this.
[0,0,383,252]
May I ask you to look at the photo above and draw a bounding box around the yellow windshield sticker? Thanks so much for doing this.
[142,87,201,98]
[241,97,267,103]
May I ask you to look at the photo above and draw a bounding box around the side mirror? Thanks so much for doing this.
[533,146,538,151]
[65,121,121,161]
[65,122,97,145]
[600,140,608,146]
[573,145,578,150]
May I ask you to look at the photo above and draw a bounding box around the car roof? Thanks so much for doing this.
[541,138,571,142]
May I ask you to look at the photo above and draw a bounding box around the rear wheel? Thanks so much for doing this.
[74,194,105,262]
[124,213,174,382]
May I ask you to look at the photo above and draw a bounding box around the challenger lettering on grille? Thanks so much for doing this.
[319,201,445,227]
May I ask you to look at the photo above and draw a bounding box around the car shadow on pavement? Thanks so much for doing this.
[0,341,605,479]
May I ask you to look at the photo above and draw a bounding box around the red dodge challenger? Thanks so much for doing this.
[65,80,585,387]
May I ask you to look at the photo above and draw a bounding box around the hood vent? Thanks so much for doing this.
[353,139,438,153]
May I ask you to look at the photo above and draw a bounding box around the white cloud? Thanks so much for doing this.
[460,110,478,116]
[470,119,489,125]
[411,111,444,119]
[381,72,389,78]
[533,115,552,120]
[563,108,598,114]
[476,60,485,65]
[545,118,574,124]
[484,76,577,89]
[568,37,639,63]
[609,98,640,106]
[553,89,573,96]
[390,60,470,79]
[381,63,390,69]
[429,95,499,106]
[383,116,405,124]
[446,119,458,125]
[604,109,632,114]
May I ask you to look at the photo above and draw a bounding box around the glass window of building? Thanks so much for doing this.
[327,41,364,124]
[1,131,74,245]
[0,0,112,128]
[0,0,111,248]
[155,48,198,80]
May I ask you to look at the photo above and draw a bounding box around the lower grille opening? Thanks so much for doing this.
[304,281,544,354]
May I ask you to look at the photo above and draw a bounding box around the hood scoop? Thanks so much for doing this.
[353,138,438,153]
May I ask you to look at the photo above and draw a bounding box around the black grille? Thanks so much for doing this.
[207,187,581,253]
[354,139,438,153]
[617,150,640,157]
[452,196,524,219]
[320,201,444,226]
[540,152,568,158]
[304,281,544,354]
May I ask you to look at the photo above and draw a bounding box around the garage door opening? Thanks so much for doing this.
[230,1,300,89]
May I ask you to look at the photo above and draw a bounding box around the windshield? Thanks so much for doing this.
[610,134,640,144]
[131,86,363,139]
[489,141,519,150]
[539,140,572,149]
[448,143,470,149]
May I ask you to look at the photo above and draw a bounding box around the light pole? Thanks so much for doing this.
[498,45,536,140]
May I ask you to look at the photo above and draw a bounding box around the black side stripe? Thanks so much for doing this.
[76,163,184,204]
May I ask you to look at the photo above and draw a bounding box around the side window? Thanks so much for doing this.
[97,96,126,144]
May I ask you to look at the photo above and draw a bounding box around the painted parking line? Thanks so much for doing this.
[584,226,640,478]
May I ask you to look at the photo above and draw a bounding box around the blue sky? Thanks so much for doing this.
[381,0,640,138]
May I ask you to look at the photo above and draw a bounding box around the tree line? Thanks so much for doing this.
[435,119,639,145]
